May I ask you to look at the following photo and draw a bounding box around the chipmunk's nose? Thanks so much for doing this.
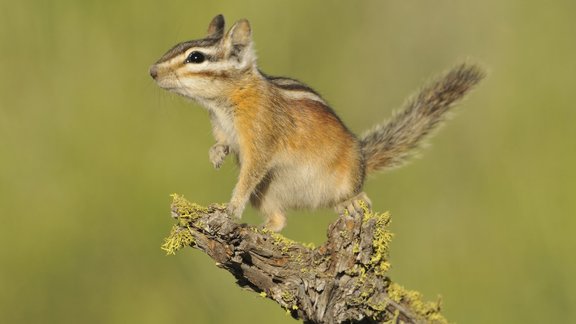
[149,65,158,79]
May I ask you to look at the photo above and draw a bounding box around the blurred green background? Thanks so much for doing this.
[1,0,575,323]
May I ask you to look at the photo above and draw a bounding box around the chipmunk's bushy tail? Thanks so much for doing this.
[361,63,485,173]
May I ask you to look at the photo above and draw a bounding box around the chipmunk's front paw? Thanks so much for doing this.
[209,144,229,169]
[335,192,372,217]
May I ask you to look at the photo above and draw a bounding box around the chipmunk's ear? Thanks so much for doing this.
[224,19,252,48]
[222,19,255,65]
[206,14,225,39]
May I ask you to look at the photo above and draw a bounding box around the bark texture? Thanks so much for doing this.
[162,194,447,323]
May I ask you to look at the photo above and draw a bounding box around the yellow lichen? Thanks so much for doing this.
[163,195,447,322]
[161,194,210,255]
[269,231,297,253]
[161,225,194,255]
[382,309,400,324]
[281,291,299,315]
[268,231,313,257]
[387,282,447,324]
[352,242,360,254]
[351,204,446,322]
[170,194,209,226]
[369,300,388,312]
[362,205,393,276]
[302,242,316,250]
[281,291,296,304]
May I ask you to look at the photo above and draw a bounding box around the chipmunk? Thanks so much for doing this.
[149,14,484,232]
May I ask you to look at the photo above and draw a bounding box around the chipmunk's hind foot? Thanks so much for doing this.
[262,210,287,232]
[335,192,372,217]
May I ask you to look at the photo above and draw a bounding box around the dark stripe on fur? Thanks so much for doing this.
[155,38,220,63]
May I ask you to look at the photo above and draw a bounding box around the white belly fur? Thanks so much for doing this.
[257,159,355,212]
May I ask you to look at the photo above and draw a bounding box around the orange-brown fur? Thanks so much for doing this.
[149,14,484,231]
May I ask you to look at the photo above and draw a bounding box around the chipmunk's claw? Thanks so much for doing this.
[335,192,372,217]
[209,144,229,169]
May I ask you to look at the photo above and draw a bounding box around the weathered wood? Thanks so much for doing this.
[162,194,447,323]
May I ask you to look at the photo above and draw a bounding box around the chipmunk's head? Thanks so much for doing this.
[149,15,257,101]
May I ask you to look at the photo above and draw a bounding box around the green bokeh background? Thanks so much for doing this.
[1,1,575,323]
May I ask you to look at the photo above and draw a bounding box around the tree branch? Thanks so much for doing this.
[162,194,447,323]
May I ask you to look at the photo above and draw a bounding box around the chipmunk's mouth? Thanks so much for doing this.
[153,78,177,90]
[149,65,180,89]
[149,64,197,99]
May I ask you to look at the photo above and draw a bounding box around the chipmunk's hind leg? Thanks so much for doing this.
[250,174,287,231]
[335,192,372,217]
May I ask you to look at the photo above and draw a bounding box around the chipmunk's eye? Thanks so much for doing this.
[185,51,205,64]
